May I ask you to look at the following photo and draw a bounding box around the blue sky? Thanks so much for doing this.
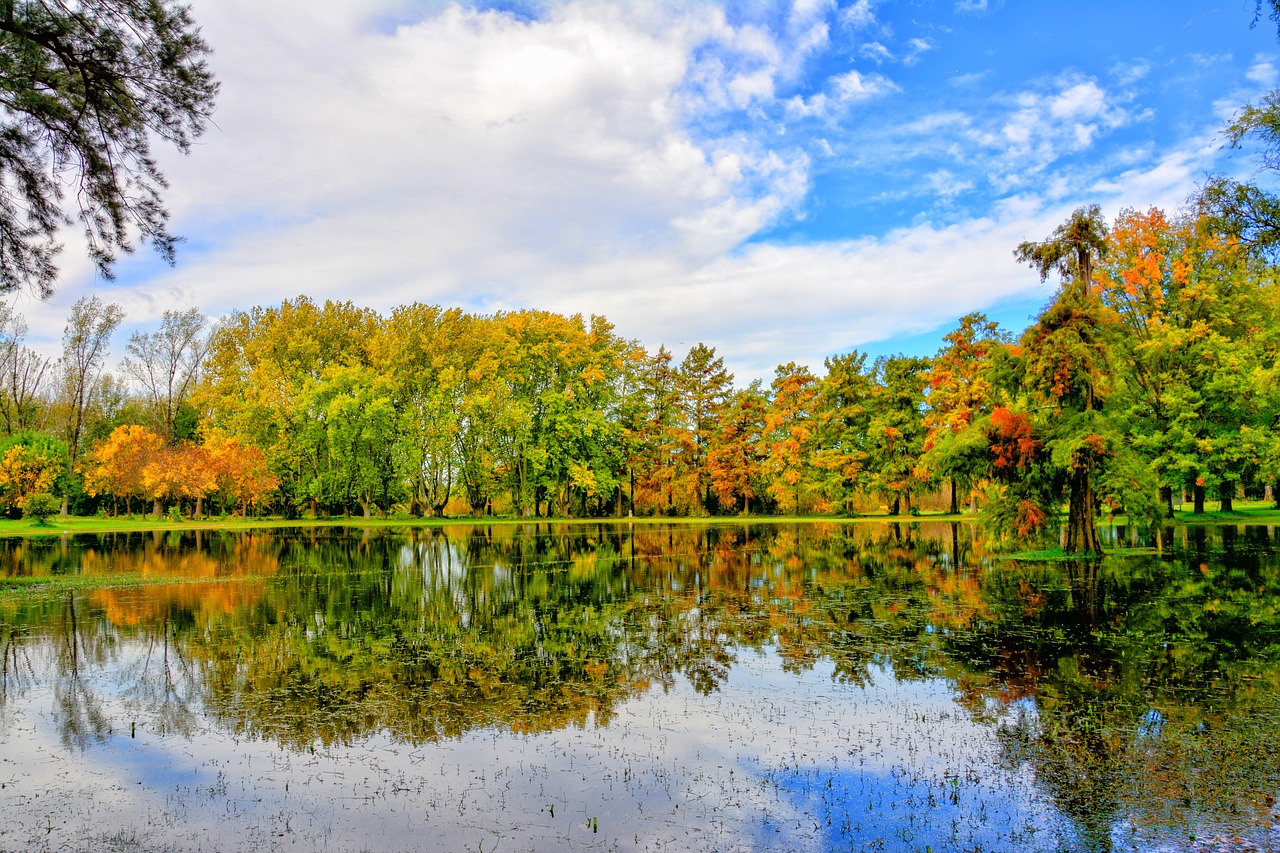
[11,0,1279,382]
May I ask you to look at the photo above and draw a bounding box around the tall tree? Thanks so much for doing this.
[0,0,219,294]
[812,350,875,515]
[0,302,48,434]
[120,307,209,440]
[60,296,124,470]
[763,362,818,514]
[1015,205,1109,298]
[676,343,733,512]
[921,313,1008,514]
[1015,207,1114,553]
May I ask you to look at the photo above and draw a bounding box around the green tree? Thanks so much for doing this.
[0,0,218,294]
[864,355,931,516]
[676,343,733,513]
[1014,207,1113,553]
[21,491,59,524]
[812,350,875,514]
[193,297,380,517]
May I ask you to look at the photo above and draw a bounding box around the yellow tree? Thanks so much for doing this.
[204,433,279,515]
[0,443,61,513]
[82,424,163,515]
[142,443,216,517]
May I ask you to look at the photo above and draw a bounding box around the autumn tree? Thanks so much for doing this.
[1097,207,1279,517]
[1014,206,1114,552]
[707,383,767,513]
[921,313,1009,514]
[762,362,819,514]
[0,431,67,514]
[143,441,215,517]
[81,423,162,515]
[203,433,278,515]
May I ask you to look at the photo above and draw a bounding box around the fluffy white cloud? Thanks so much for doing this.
[8,0,1255,387]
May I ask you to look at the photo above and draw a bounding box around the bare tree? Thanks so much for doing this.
[60,296,125,469]
[120,307,209,440]
[0,303,50,434]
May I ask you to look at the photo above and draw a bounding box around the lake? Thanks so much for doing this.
[1,521,1278,852]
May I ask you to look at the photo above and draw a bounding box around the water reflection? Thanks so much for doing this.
[1,522,1278,852]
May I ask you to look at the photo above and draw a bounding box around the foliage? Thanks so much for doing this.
[0,0,218,295]
[21,491,59,524]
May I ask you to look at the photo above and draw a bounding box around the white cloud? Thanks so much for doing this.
[785,68,898,119]
[840,0,877,31]
[859,41,894,64]
[5,0,1255,388]
[1110,60,1150,86]
[903,37,935,66]
[1247,55,1279,87]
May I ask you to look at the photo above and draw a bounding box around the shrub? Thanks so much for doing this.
[22,492,61,526]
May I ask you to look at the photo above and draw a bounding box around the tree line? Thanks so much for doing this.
[0,197,1276,553]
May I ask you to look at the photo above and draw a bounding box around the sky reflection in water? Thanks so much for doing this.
[1,521,1278,852]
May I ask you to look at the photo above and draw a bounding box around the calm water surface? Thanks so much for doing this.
[1,522,1278,852]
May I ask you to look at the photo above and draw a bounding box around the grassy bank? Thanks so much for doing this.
[0,500,1275,539]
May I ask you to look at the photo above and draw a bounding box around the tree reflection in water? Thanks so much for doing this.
[0,521,1277,851]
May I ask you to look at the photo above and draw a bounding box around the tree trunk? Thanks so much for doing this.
[902,491,912,516]
[1193,483,1205,514]
[889,496,901,516]
[1219,482,1233,513]
[1159,485,1174,518]
[948,476,958,515]
[1064,466,1102,554]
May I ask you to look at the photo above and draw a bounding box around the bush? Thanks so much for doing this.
[22,492,61,526]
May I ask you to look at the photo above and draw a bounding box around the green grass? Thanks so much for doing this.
[0,510,976,538]
[0,499,1272,540]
